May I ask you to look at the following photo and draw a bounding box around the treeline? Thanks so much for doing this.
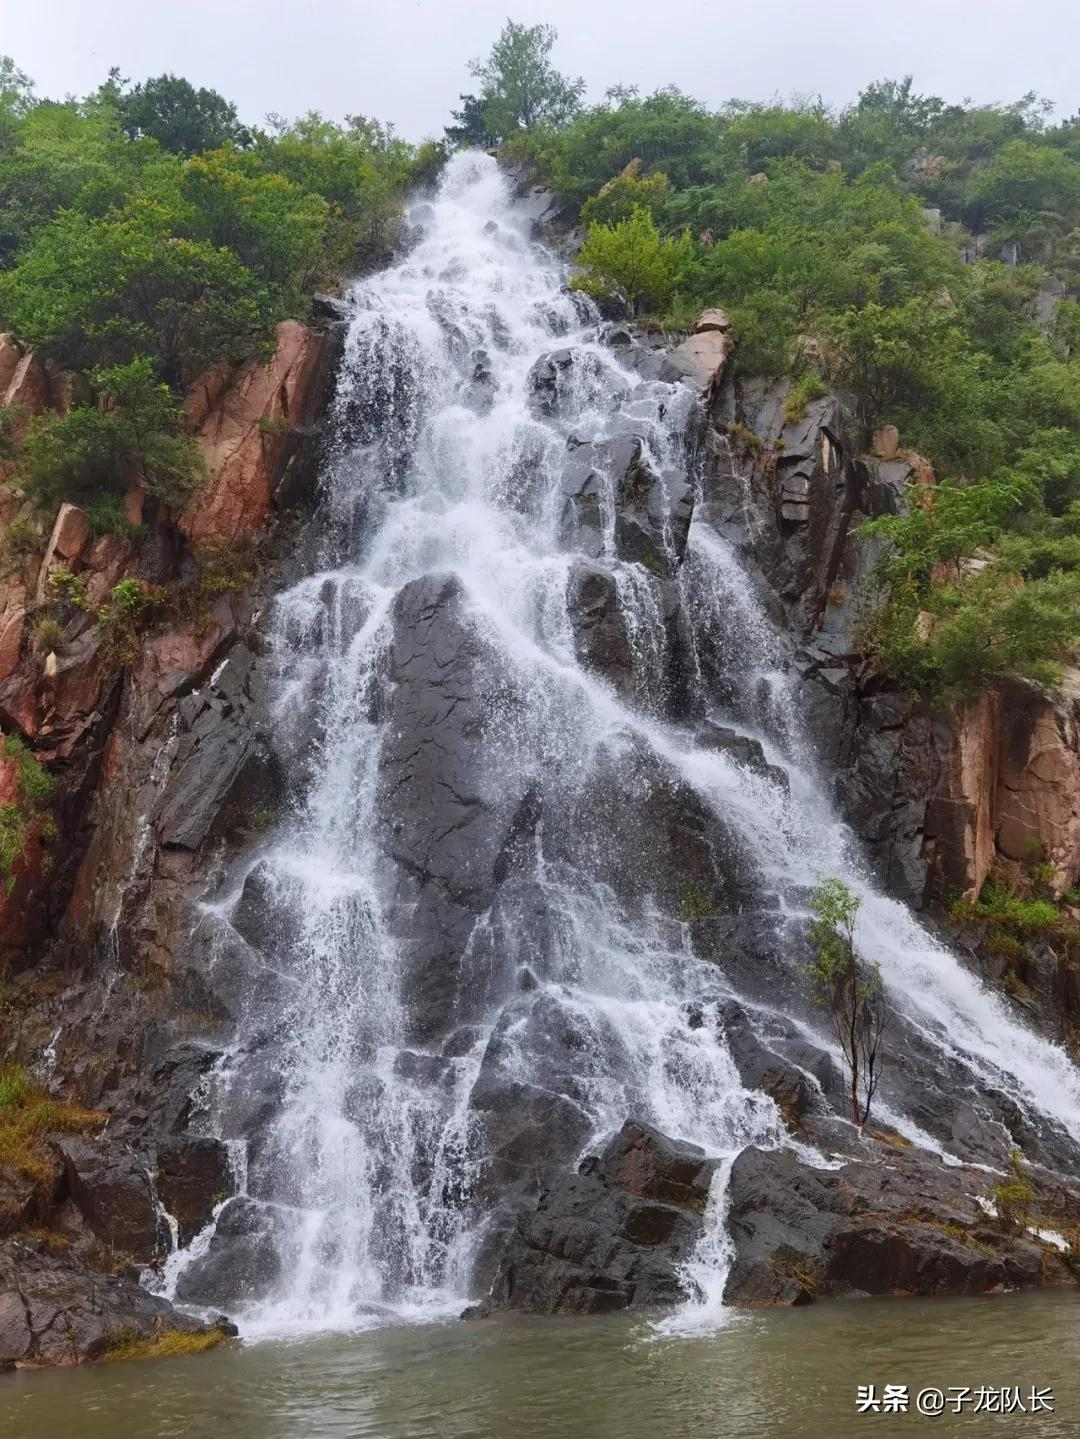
[454,24,1080,701]
[0,58,439,522]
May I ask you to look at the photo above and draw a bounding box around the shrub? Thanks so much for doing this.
[985,1148,1036,1233]
[807,877,886,1127]
[573,206,694,315]
[3,733,54,806]
[782,369,828,424]
[0,1061,103,1183]
[20,358,205,509]
[31,617,64,653]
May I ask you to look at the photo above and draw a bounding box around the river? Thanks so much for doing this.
[3,1292,1078,1437]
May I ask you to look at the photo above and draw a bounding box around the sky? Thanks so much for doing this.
[6,0,1079,141]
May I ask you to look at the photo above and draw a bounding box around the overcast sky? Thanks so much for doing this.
[7,1,1078,140]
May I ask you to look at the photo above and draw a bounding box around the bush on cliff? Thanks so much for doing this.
[573,206,694,316]
[807,877,886,1128]
[20,358,204,509]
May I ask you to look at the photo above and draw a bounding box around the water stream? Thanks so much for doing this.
[156,151,1080,1339]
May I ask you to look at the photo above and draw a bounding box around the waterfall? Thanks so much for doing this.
[165,152,1080,1338]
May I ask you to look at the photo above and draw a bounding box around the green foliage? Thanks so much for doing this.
[20,358,205,508]
[580,170,671,228]
[445,94,496,150]
[0,733,54,891]
[466,21,584,142]
[807,878,886,1127]
[3,733,54,807]
[985,1148,1036,1233]
[0,197,271,383]
[114,72,249,156]
[679,881,716,921]
[0,804,27,891]
[31,617,64,653]
[782,370,828,424]
[952,880,1062,934]
[0,57,427,411]
[573,206,694,315]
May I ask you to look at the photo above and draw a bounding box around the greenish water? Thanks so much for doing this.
[2,1292,1078,1438]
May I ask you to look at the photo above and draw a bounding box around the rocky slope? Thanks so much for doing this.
[1,214,1080,1360]
[0,305,346,1364]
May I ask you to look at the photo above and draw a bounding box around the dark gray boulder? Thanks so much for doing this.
[174,1196,284,1306]
[0,1242,229,1367]
[55,1138,164,1263]
[485,1120,717,1314]
[724,1143,1062,1306]
[566,562,634,694]
[156,1137,232,1246]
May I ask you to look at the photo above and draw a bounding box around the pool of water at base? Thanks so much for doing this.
[3,1290,1079,1438]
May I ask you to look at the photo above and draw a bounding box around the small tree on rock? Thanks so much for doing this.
[807,877,886,1128]
[573,205,694,316]
[468,21,584,141]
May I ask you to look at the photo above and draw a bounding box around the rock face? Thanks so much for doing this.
[0,1244,225,1368]
[0,311,343,1362]
[4,244,1080,1359]
[487,1122,717,1314]
[183,318,338,542]
[725,1143,1071,1306]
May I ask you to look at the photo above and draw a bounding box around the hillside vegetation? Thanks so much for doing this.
[461,28,1080,701]
[0,58,439,524]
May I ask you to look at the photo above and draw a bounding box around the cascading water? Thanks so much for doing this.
[163,152,1080,1338]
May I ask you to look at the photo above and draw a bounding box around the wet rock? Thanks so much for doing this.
[55,1138,164,1262]
[0,1242,217,1366]
[526,347,622,420]
[559,435,691,574]
[566,562,634,693]
[156,1138,232,1246]
[471,1075,594,1203]
[697,722,789,791]
[173,1197,283,1306]
[377,573,532,1042]
[486,1121,716,1314]
[462,348,498,414]
[725,1144,1053,1306]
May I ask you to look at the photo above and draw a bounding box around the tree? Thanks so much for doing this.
[0,194,270,383]
[573,205,694,315]
[20,357,205,509]
[807,878,886,1128]
[445,94,496,150]
[116,73,249,155]
[468,21,584,140]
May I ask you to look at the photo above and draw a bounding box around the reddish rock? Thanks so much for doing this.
[872,424,901,460]
[83,534,136,608]
[43,361,90,417]
[123,485,144,529]
[183,366,231,428]
[0,607,24,683]
[129,598,235,736]
[35,504,91,604]
[996,686,1080,895]
[0,336,21,397]
[926,691,1002,901]
[183,321,325,543]
[2,346,49,424]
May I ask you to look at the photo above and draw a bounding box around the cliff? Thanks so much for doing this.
[1,251,1080,1357]
[0,307,345,1364]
